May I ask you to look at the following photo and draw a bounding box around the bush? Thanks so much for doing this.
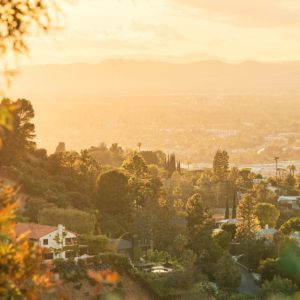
[214,253,241,292]
[38,207,96,234]
[78,234,109,255]
[261,276,297,299]
[146,249,171,263]
[97,253,134,272]
[53,259,87,283]
[258,258,279,281]
[221,223,237,239]
[141,270,195,297]
[280,217,300,235]
[213,230,232,249]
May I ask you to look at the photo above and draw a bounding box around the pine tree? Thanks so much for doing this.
[225,196,230,219]
[165,153,176,177]
[213,150,229,182]
[236,193,259,240]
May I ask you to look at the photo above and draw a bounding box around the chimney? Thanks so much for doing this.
[58,224,65,240]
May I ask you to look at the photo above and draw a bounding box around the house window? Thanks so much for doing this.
[43,252,54,260]
[43,239,48,245]
[65,238,75,245]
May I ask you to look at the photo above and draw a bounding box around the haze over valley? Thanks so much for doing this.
[9,59,300,164]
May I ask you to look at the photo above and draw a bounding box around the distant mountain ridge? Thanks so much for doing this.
[10,59,300,97]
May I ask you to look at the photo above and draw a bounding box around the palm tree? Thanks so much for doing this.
[137,142,142,152]
[287,165,297,177]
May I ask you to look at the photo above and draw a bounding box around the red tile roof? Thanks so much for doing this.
[15,223,57,240]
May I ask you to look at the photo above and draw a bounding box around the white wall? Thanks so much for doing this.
[38,226,77,259]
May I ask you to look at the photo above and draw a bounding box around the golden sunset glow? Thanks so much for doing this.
[2,1,300,299]
[23,0,300,65]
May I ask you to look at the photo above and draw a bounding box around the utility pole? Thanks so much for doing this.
[275,156,279,181]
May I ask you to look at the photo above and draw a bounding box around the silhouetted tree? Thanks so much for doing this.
[213,150,229,181]
[0,98,36,163]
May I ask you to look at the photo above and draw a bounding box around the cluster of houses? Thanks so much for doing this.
[15,191,300,262]
[212,194,300,246]
[15,223,137,261]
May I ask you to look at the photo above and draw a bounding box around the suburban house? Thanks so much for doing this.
[216,218,239,228]
[108,236,151,261]
[256,225,278,241]
[278,196,300,209]
[289,231,300,246]
[15,223,77,260]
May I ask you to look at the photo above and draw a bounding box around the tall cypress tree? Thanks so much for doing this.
[167,154,176,177]
[225,196,230,219]
[177,160,181,174]
[232,186,237,219]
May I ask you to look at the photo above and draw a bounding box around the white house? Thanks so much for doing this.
[16,223,77,260]
[278,196,300,209]
[256,225,278,241]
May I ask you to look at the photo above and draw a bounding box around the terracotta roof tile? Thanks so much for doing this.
[16,223,57,240]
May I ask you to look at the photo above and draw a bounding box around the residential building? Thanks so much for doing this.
[256,225,278,241]
[289,231,300,246]
[216,218,239,228]
[15,223,77,260]
[278,196,300,209]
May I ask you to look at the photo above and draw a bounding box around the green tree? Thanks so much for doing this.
[186,193,210,231]
[258,258,279,281]
[64,151,80,176]
[213,149,229,181]
[232,186,237,218]
[78,235,109,255]
[287,165,297,177]
[24,197,56,222]
[96,169,130,216]
[165,153,177,177]
[225,196,230,219]
[221,223,237,240]
[236,194,259,240]
[239,238,274,269]
[214,253,241,292]
[0,99,36,162]
[280,217,300,235]
[255,202,280,228]
[38,207,96,234]
[122,153,148,177]
[213,229,232,249]
[79,149,101,178]
[173,234,188,256]
[137,142,142,151]
[261,276,297,299]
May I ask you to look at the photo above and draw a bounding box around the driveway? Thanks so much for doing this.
[236,262,260,298]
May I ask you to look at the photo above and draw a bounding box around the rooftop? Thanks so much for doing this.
[15,223,58,240]
[278,196,300,201]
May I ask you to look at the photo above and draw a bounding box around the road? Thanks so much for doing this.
[236,263,260,298]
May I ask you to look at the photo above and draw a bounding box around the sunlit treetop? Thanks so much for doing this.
[0,0,60,56]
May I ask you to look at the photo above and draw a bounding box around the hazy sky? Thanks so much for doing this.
[24,0,300,64]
